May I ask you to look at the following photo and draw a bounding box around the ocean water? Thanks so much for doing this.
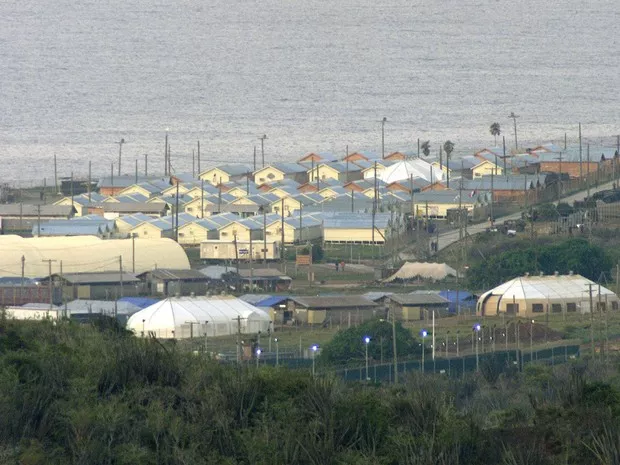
[1,0,618,185]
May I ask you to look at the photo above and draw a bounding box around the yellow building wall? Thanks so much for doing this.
[53,198,86,216]
[309,165,340,182]
[218,223,252,242]
[272,198,299,215]
[318,188,339,199]
[227,187,249,198]
[473,161,502,178]
[268,188,293,199]
[130,222,165,239]
[161,185,190,196]
[185,187,208,199]
[362,165,386,179]
[184,198,213,218]
[231,197,259,206]
[178,224,211,245]
[413,202,473,218]
[118,185,154,197]
[199,168,230,186]
[254,167,285,184]
[324,227,387,243]
[308,310,327,325]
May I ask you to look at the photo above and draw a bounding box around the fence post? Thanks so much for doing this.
[565,345,568,362]
[389,364,392,383]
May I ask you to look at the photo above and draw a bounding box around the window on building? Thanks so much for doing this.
[597,302,607,311]
[221,232,228,237]
[187,207,193,212]
[566,303,577,312]
[143,230,148,235]
[532,304,544,313]
[551,304,562,313]
[506,303,519,314]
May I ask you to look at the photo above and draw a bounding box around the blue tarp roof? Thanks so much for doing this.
[118,297,160,309]
[255,296,289,307]
[438,290,475,302]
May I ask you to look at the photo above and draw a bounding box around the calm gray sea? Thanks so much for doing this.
[1,0,618,185]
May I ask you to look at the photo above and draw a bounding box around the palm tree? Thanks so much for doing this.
[490,123,501,146]
[443,141,455,188]
[421,140,431,157]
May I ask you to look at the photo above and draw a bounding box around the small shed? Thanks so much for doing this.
[289,295,378,325]
[388,293,450,321]
[138,269,211,297]
[254,295,294,324]
[44,272,142,300]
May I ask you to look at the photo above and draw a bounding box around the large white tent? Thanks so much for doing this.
[0,235,190,278]
[126,296,271,339]
[383,262,457,282]
[477,273,620,317]
[380,159,444,184]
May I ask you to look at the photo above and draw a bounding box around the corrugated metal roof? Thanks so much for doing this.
[323,213,391,229]
[100,202,168,213]
[142,269,209,281]
[54,272,141,284]
[292,296,376,309]
[0,205,75,216]
[389,294,449,305]
[255,295,290,307]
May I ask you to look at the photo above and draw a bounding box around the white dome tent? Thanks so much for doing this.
[126,296,271,339]
[380,159,444,184]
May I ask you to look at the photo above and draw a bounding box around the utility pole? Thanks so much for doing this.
[249,234,254,291]
[253,146,257,172]
[381,117,387,159]
[587,144,591,199]
[116,138,125,176]
[509,112,519,150]
[372,161,377,251]
[587,283,595,357]
[164,130,169,176]
[174,182,180,242]
[262,207,267,264]
[119,255,124,300]
[42,259,57,317]
[281,198,285,270]
[88,160,92,202]
[132,234,136,273]
[197,140,201,175]
[135,159,138,184]
[392,310,398,383]
[200,178,205,219]
[144,153,148,176]
[503,136,508,180]
[53,154,58,194]
[20,255,25,303]
[579,123,583,181]
[259,134,267,168]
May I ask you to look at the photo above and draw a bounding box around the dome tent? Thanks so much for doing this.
[380,159,444,184]
[477,273,620,317]
[0,236,190,278]
[126,296,271,339]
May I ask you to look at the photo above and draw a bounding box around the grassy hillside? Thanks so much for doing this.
[2,316,620,464]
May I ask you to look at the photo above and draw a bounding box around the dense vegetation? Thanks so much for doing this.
[3,317,620,464]
[319,319,421,367]
[466,238,613,289]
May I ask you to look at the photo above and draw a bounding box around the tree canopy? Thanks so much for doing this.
[466,238,612,289]
[490,122,501,144]
[421,140,431,157]
[319,319,420,366]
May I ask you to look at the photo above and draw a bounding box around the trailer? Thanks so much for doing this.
[200,240,280,261]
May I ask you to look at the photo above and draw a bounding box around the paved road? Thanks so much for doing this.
[435,180,616,252]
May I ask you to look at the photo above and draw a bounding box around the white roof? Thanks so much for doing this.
[0,235,190,278]
[383,262,456,282]
[478,274,617,302]
[126,296,271,338]
[380,159,444,184]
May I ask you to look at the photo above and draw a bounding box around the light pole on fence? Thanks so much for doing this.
[363,336,371,381]
[420,329,428,373]
[256,348,262,368]
[311,344,318,377]
[473,323,481,371]
[456,330,460,357]
[274,338,279,367]
[530,319,534,360]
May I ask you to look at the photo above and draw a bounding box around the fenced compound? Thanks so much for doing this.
[330,345,581,382]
